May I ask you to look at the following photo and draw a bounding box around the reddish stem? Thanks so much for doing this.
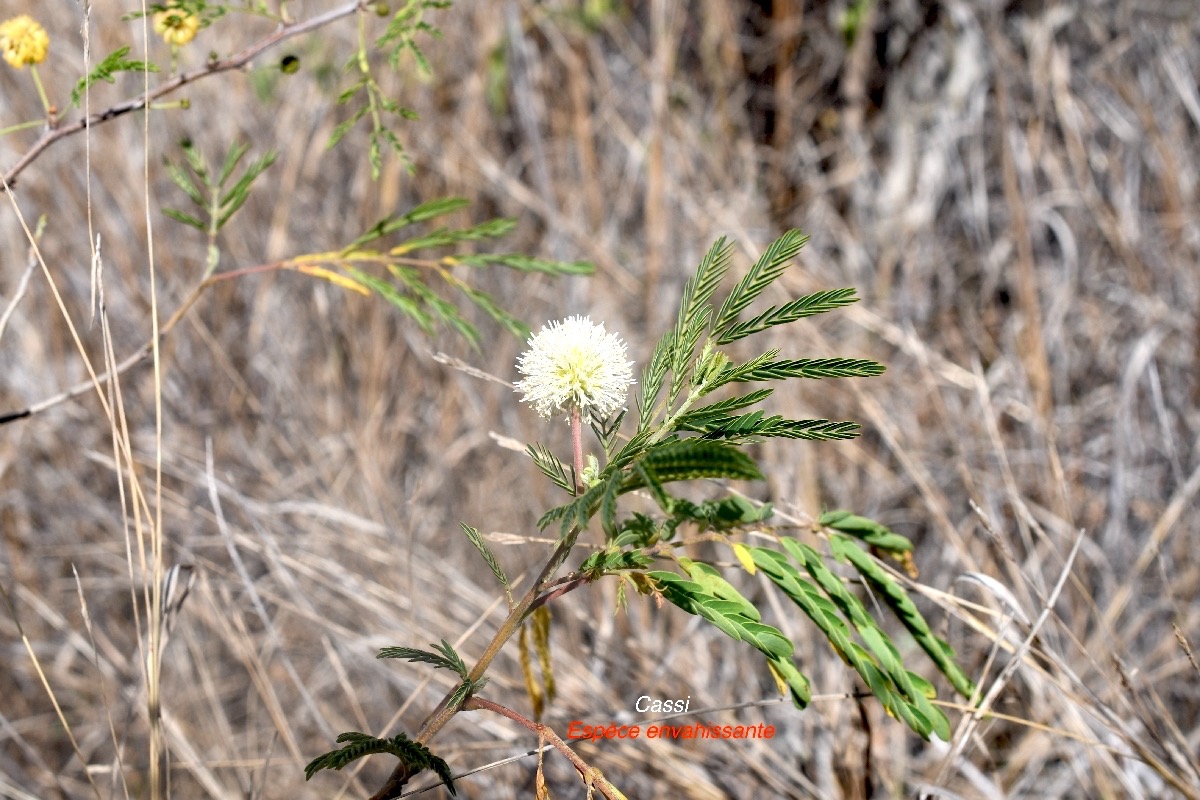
[463,696,626,800]
[571,405,585,494]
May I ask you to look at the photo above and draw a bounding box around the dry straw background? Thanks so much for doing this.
[2,1,1199,798]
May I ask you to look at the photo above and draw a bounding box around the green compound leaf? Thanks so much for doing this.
[217,140,250,187]
[663,495,773,534]
[683,236,734,335]
[72,47,159,107]
[459,523,509,591]
[831,535,976,699]
[345,267,439,336]
[162,208,205,232]
[701,350,779,392]
[780,538,949,740]
[599,469,624,538]
[678,558,760,621]
[217,149,278,228]
[650,564,809,709]
[391,218,516,253]
[650,569,792,659]
[378,639,469,680]
[636,331,674,429]
[715,287,861,344]
[578,548,654,577]
[749,546,939,739]
[446,676,489,713]
[305,731,455,795]
[627,438,765,485]
[667,236,734,405]
[347,197,471,251]
[538,478,608,536]
[449,253,594,275]
[527,443,573,494]
[680,412,861,442]
[163,158,204,207]
[712,229,809,342]
[668,306,711,407]
[458,284,531,341]
[674,389,774,429]
[819,510,914,555]
[725,357,886,382]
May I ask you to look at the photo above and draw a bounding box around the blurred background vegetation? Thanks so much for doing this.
[1,1,1198,797]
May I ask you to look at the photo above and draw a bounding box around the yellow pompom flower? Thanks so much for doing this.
[153,8,201,47]
[0,15,50,69]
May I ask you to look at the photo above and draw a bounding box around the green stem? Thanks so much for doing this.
[29,66,50,117]
[0,119,46,136]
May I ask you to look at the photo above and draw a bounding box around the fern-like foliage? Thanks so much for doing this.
[514,230,975,741]
[460,523,511,597]
[711,229,809,340]
[329,0,450,177]
[527,443,573,494]
[650,523,974,741]
[162,140,277,275]
[282,197,592,346]
[715,287,860,344]
[378,639,469,678]
[650,564,810,708]
[72,47,159,107]
[533,229,879,540]
[305,731,455,795]
[820,510,914,555]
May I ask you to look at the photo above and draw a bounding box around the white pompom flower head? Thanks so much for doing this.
[515,315,635,422]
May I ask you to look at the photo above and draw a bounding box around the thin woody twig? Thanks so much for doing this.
[0,262,285,426]
[462,697,627,800]
[369,526,591,800]
[1,1,365,189]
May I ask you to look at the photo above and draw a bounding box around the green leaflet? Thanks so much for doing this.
[629,438,765,485]
[767,656,812,708]
[712,229,810,340]
[377,639,469,678]
[715,287,861,343]
[831,535,977,699]
[780,538,950,740]
[459,523,509,593]
[726,357,886,382]
[305,732,455,795]
[678,558,761,621]
[820,510,914,554]
[650,570,793,659]
[749,546,942,740]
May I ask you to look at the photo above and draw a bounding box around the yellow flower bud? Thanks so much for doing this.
[0,15,50,69]
[153,8,201,47]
